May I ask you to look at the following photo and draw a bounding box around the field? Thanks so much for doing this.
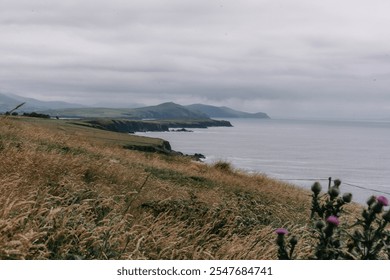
[0,116,359,259]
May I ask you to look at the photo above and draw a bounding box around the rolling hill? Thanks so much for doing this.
[1,92,270,120]
[0,92,83,112]
[44,103,271,120]
[126,102,209,119]
[186,104,270,119]
[41,102,210,119]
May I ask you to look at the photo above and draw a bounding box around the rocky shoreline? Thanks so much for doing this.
[123,139,206,161]
[72,118,225,161]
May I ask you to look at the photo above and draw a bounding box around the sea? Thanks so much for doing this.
[136,118,390,204]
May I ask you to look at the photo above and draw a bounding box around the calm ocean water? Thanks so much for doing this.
[137,119,390,204]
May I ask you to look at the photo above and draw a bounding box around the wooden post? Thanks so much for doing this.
[328,177,332,191]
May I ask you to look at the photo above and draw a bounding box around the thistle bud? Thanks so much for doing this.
[342,193,353,203]
[328,187,340,199]
[334,179,341,187]
[311,182,322,195]
[382,211,390,222]
[367,196,376,207]
[315,220,326,230]
[373,202,384,214]
[289,236,298,246]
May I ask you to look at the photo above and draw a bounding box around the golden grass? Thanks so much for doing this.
[0,116,346,259]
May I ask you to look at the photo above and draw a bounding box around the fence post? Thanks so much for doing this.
[328,177,332,191]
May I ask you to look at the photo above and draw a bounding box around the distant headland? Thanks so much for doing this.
[1,93,270,120]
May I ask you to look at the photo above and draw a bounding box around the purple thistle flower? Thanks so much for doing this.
[275,228,288,235]
[326,216,340,226]
[377,196,389,206]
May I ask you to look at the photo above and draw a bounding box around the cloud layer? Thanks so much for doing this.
[1,0,390,119]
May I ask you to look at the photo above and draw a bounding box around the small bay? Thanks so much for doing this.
[137,118,390,204]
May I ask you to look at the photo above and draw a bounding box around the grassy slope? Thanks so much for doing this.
[17,117,168,148]
[0,116,357,260]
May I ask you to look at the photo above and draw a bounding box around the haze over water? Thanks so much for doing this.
[137,119,390,204]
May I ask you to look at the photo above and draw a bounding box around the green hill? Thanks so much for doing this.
[40,102,270,120]
[1,93,271,120]
[186,104,270,119]
[128,102,209,119]
[41,102,210,120]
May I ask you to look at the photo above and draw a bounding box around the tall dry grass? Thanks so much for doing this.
[0,117,315,259]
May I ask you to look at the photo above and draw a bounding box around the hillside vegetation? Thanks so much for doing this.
[38,101,269,120]
[0,116,357,260]
[41,102,209,119]
[186,104,270,119]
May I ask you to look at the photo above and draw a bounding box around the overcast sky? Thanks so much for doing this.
[1,0,390,119]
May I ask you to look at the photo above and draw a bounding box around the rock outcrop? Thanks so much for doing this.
[123,140,172,154]
[82,119,170,133]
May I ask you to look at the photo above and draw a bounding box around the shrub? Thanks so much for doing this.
[275,180,390,260]
[213,161,233,173]
[23,112,50,119]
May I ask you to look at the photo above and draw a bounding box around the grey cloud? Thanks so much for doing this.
[2,0,390,119]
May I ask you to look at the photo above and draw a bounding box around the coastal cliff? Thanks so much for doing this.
[75,118,232,133]
[80,119,170,133]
